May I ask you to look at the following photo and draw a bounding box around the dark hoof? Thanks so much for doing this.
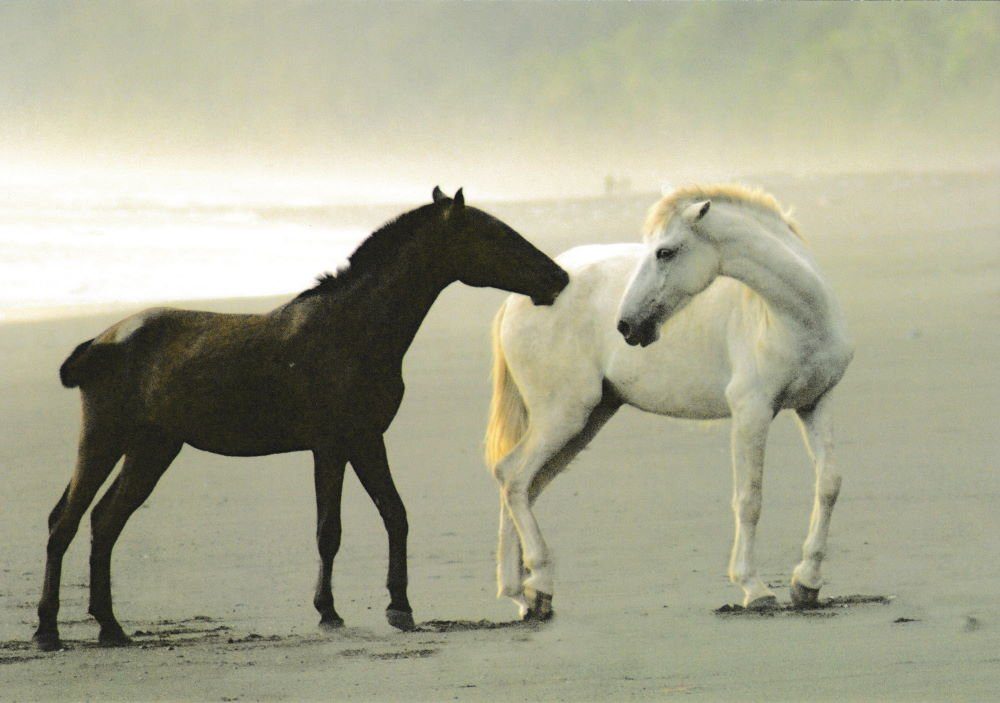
[790,581,821,609]
[746,595,779,611]
[319,615,345,630]
[386,608,415,632]
[523,591,554,622]
[98,624,132,647]
[33,630,62,652]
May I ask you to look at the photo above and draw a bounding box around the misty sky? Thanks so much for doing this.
[1,2,997,198]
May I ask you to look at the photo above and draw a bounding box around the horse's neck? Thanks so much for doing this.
[711,205,836,335]
[312,240,452,362]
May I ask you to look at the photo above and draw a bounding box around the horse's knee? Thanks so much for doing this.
[389,512,408,541]
[818,472,842,508]
[727,387,774,429]
[732,491,762,525]
[317,528,342,557]
[45,531,71,560]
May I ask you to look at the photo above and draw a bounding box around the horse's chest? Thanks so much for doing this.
[774,343,851,409]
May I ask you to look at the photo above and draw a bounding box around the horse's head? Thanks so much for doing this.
[616,199,721,347]
[431,186,568,305]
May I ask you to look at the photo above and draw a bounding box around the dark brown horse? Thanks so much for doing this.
[34,187,569,651]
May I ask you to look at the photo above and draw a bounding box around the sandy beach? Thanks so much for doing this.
[1,173,998,701]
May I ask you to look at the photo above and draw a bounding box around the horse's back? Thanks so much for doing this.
[72,306,285,419]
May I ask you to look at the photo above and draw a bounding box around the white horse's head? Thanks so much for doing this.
[616,199,720,347]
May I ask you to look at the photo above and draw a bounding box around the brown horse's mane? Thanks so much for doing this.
[294,203,438,300]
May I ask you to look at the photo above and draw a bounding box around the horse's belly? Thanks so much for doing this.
[615,374,731,419]
[184,433,309,457]
[155,406,314,456]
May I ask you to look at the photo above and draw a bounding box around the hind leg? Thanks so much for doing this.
[495,395,617,617]
[495,426,576,621]
[88,430,181,645]
[496,400,619,618]
[791,392,842,608]
[35,430,123,651]
[348,434,414,631]
[726,389,777,609]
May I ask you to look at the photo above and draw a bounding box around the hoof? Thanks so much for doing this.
[745,594,779,611]
[523,590,554,622]
[790,581,821,609]
[386,608,415,632]
[319,615,345,630]
[98,624,132,648]
[33,630,62,652]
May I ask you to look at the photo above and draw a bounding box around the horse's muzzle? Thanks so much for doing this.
[617,317,658,347]
[531,269,569,306]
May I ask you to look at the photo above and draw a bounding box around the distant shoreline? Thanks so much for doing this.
[3,170,996,326]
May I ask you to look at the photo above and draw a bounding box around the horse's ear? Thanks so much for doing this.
[432,186,447,204]
[683,200,710,224]
[454,188,465,209]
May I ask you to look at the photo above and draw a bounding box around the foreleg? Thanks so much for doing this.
[349,434,413,631]
[791,392,842,607]
[727,392,777,608]
[312,446,348,627]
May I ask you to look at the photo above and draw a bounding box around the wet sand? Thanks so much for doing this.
[1,173,998,700]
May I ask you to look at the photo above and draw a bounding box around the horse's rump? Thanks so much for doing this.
[59,338,118,388]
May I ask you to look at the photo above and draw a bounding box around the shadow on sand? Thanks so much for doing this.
[715,594,894,618]
[414,618,539,633]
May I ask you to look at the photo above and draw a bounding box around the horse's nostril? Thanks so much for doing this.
[617,320,631,338]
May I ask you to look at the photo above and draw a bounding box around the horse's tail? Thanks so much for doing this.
[485,304,528,471]
[59,338,115,388]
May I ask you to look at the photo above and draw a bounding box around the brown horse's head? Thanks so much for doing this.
[431,187,568,305]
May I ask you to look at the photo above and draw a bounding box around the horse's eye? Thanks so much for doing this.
[656,247,678,261]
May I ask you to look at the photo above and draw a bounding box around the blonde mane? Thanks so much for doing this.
[644,183,802,241]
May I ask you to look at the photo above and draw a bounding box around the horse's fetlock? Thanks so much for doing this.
[87,603,110,622]
[313,593,333,611]
[37,600,58,622]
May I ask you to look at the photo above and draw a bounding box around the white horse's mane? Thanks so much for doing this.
[644,184,802,241]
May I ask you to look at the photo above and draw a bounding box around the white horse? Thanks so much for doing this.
[485,184,853,618]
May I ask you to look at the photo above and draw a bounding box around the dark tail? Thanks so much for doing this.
[59,339,97,388]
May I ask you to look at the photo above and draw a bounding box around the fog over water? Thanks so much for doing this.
[2,2,997,199]
[0,2,997,311]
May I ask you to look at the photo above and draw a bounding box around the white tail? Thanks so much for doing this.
[484,304,528,471]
